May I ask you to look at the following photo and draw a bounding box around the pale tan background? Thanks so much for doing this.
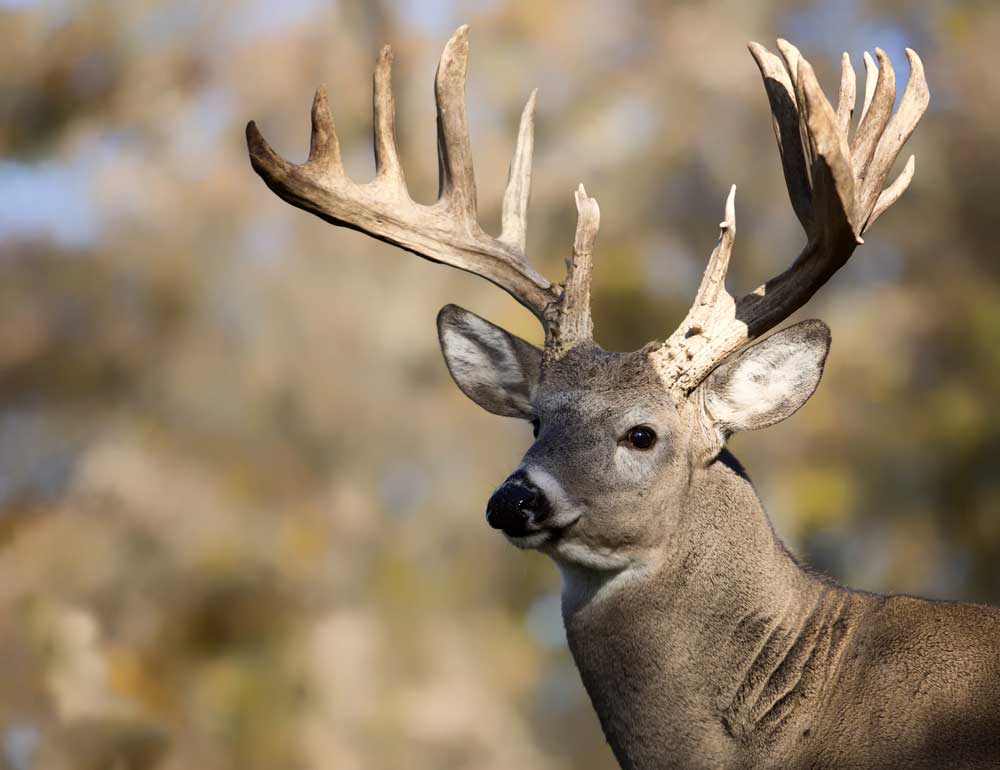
[1,1,998,768]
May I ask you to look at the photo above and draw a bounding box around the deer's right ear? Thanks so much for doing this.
[437,304,542,419]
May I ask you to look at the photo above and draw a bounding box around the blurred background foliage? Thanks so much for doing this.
[0,0,997,768]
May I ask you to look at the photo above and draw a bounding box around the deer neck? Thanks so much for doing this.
[559,449,852,770]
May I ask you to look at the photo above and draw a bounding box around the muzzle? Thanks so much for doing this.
[485,469,551,536]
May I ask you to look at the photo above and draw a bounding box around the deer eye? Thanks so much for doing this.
[622,425,657,450]
[531,418,541,438]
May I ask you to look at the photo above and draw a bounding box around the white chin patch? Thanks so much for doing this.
[552,540,631,571]
[504,531,550,549]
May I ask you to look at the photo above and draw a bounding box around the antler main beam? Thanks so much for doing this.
[246,27,561,325]
[652,41,928,399]
[246,26,602,353]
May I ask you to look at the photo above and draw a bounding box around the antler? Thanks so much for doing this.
[246,26,600,355]
[651,41,928,399]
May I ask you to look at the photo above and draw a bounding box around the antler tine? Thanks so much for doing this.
[308,86,344,174]
[651,188,739,397]
[682,186,738,340]
[869,153,915,227]
[373,46,405,187]
[547,184,601,358]
[858,48,928,228]
[652,41,927,400]
[775,39,802,88]
[748,41,813,232]
[795,55,858,239]
[499,89,537,252]
[835,52,856,135]
[699,185,738,317]
[247,27,563,331]
[858,51,879,126]
[851,49,896,183]
[435,25,478,224]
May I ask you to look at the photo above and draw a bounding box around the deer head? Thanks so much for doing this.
[246,27,928,576]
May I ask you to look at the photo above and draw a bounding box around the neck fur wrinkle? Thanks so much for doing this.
[561,449,855,770]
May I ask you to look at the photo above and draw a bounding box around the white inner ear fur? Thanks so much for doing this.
[442,316,531,410]
[704,336,826,434]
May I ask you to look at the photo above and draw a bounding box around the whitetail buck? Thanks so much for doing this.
[247,27,1000,770]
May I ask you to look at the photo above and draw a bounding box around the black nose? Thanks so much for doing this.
[486,472,550,534]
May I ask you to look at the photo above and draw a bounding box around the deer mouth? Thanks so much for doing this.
[503,513,581,549]
[501,514,551,546]
[504,529,552,549]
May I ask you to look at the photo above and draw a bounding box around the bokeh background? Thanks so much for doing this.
[1,0,998,768]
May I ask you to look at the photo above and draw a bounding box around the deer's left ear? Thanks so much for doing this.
[698,319,831,435]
